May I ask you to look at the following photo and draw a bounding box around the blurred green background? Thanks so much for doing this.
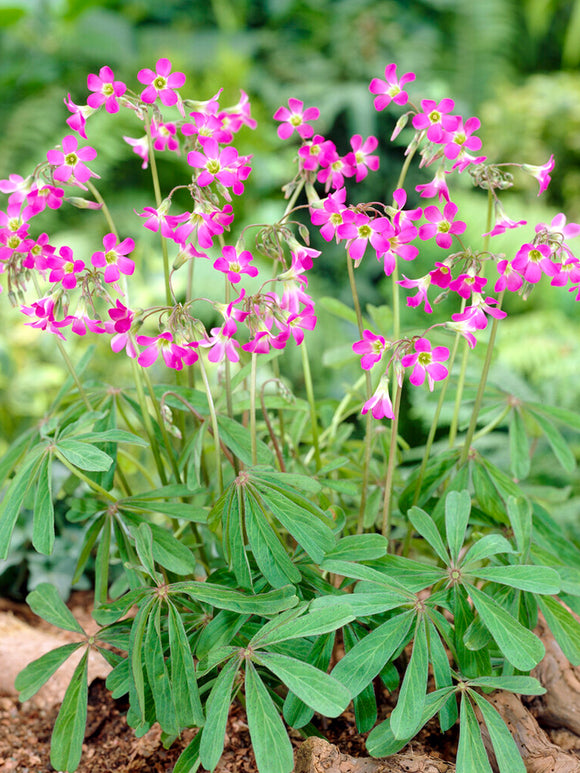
[2,0,580,441]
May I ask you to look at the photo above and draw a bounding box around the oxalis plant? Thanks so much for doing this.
[1,58,580,773]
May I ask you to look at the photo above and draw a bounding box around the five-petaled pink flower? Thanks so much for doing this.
[91,233,135,283]
[187,136,251,195]
[274,98,320,140]
[137,332,198,370]
[353,330,389,370]
[401,338,450,391]
[419,201,466,249]
[87,66,127,113]
[369,64,415,111]
[46,245,85,290]
[511,242,558,284]
[213,245,259,284]
[46,135,99,187]
[137,58,186,109]
[345,135,380,182]
[412,99,459,143]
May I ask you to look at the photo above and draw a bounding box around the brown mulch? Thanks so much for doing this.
[0,593,579,772]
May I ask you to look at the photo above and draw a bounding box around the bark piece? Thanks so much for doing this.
[294,736,455,773]
[479,691,580,773]
[531,615,580,736]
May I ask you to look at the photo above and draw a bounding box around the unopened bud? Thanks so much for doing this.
[391,112,409,142]
[65,197,103,210]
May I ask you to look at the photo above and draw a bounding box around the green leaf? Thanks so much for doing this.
[26,583,85,635]
[74,429,148,446]
[32,451,55,555]
[366,687,455,757]
[0,446,46,559]
[94,514,112,607]
[471,565,561,594]
[50,649,89,773]
[168,603,205,727]
[216,415,274,467]
[124,515,197,576]
[173,732,202,773]
[428,620,457,732]
[509,409,530,481]
[399,451,459,515]
[255,651,351,716]
[472,461,508,523]
[224,487,252,590]
[283,633,333,729]
[407,506,450,565]
[15,642,84,702]
[445,490,471,566]
[134,522,160,581]
[199,657,240,771]
[390,616,429,739]
[312,589,409,617]
[320,534,388,562]
[0,428,36,489]
[245,660,294,773]
[453,586,491,678]
[244,490,301,588]
[173,581,298,615]
[343,627,376,733]
[377,554,446,593]
[470,690,526,773]
[145,605,179,735]
[530,410,576,473]
[479,457,524,504]
[467,584,545,670]
[73,514,106,585]
[318,296,359,326]
[537,595,580,665]
[129,596,157,723]
[320,558,413,596]
[251,604,355,648]
[528,401,580,432]
[467,676,545,695]
[56,439,114,471]
[456,695,493,773]
[331,611,414,697]
[461,534,517,567]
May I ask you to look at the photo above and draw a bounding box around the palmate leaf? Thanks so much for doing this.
[445,490,471,566]
[172,580,299,615]
[250,604,355,648]
[167,603,205,727]
[32,451,55,555]
[456,694,493,773]
[144,605,179,736]
[26,582,85,635]
[50,649,89,773]
[254,651,351,717]
[283,633,334,729]
[469,691,526,773]
[467,584,545,670]
[56,439,114,471]
[538,595,580,665]
[199,657,240,771]
[342,626,377,733]
[471,565,561,595]
[428,619,457,732]
[331,611,414,698]
[245,660,294,773]
[15,642,84,702]
[509,408,530,481]
[528,409,576,473]
[0,445,46,559]
[407,506,450,565]
[390,615,429,740]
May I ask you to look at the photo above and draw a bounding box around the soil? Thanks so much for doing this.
[0,593,579,773]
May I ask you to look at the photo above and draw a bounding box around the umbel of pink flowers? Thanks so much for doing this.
[0,59,576,421]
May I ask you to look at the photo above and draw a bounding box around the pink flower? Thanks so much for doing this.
[310,187,348,242]
[46,245,85,290]
[25,183,64,215]
[21,297,70,340]
[352,330,388,370]
[483,200,527,237]
[345,135,380,182]
[444,319,478,348]
[522,154,554,196]
[429,261,453,289]
[108,300,134,333]
[136,206,188,239]
[273,98,320,140]
[443,117,482,160]
[369,64,415,111]
[91,233,135,283]
[137,332,198,370]
[398,274,433,313]
[46,135,99,188]
[187,137,251,195]
[452,295,506,330]
[285,307,317,345]
[416,167,451,203]
[412,99,460,143]
[534,212,580,260]
[0,174,32,204]
[550,257,580,287]
[278,252,312,313]
[401,338,449,391]
[152,121,179,152]
[21,232,55,270]
[317,147,355,191]
[448,273,487,299]
[137,58,186,110]
[512,242,558,284]
[373,216,419,276]
[494,260,524,293]
[87,66,127,113]
[63,94,95,139]
[173,203,234,249]
[182,112,233,145]
[124,134,149,169]
[361,375,395,420]
[337,212,390,263]
[419,201,466,249]
[298,135,335,172]
[201,318,240,363]
[213,245,258,284]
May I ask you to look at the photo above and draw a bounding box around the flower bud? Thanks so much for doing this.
[65,197,103,210]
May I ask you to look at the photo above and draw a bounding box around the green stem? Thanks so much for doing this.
[300,339,321,470]
[141,366,182,483]
[54,449,117,502]
[381,380,402,545]
[198,357,224,494]
[143,108,172,306]
[472,404,510,442]
[130,357,168,486]
[392,144,418,341]
[346,251,373,532]
[86,180,119,239]
[448,338,470,447]
[459,290,505,466]
[55,339,93,412]
[250,353,258,466]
